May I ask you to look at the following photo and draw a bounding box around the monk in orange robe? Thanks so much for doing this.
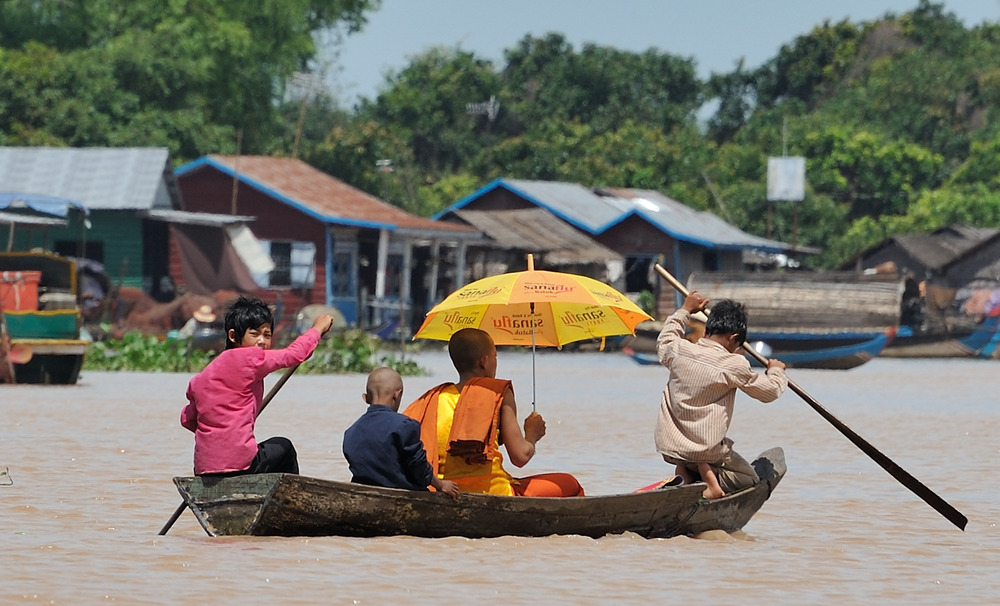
[404,328,584,497]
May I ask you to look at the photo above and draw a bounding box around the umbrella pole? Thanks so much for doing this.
[530,301,536,412]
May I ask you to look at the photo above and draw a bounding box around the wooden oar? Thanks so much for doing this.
[158,363,302,536]
[653,263,968,531]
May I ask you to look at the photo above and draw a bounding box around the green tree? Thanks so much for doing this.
[801,126,943,219]
[360,46,502,174]
[501,33,702,136]
[0,0,377,159]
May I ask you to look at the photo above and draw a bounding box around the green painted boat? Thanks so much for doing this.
[0,252,86,384]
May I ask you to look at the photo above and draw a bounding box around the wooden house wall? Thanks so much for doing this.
[87,211,146,289]
[31,210,146,289]
[466,188,536,211]
[942,238,1000,288]
[686,272,903,333]
[176,170,330,327]
[598,215,671,256]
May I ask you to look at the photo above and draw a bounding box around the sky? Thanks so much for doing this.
[321,0,1000,105]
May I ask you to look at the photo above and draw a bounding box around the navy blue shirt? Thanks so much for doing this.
[342,404,435,491]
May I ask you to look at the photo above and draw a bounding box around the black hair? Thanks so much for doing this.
[224,296,273,349]
[448,328,494,373]
[704,299,747,345]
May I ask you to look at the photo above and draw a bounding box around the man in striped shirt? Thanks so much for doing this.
[654,292,787,499]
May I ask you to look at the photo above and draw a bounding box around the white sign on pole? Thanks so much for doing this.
[767,157,806,202]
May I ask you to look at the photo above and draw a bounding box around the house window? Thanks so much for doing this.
[55,240,104,262]
[703,250,720,271]
[254,240,315,289]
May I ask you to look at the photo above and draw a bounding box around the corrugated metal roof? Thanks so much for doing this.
[178,155,477,238]
[441,178,790,252]
[0,147,178,210]
[453,208,623,265]
[502,179,623,232]
[604,188,790,252]
[142,209,256,227]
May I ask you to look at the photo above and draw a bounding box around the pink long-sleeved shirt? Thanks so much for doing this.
[180,329,321,474]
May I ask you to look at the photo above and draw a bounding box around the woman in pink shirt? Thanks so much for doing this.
[181,296,334,476]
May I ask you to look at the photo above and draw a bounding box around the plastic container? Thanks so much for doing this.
[0,271,41,311]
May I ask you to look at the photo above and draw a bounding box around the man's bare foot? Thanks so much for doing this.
[702,486,726,499]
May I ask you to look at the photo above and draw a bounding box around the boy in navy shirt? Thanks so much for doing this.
[343,367,459,498]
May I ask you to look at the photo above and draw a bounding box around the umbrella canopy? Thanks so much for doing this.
[414,256,652,347]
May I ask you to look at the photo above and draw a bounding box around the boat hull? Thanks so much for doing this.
[881,316,1000,359]
[745,330,893,370]
[626,332,890,370]
[10,339,87,384]
[173,448,785,539]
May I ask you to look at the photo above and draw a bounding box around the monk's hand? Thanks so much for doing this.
[431,476,460,499]
[523,411,546,444]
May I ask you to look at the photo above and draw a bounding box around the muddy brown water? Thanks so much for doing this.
[2,352,997,604]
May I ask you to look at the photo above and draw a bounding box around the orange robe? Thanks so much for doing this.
[403,378,585,498]
[403,378,513,495]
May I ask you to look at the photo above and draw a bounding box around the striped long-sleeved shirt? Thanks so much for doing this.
[653,309,787,463]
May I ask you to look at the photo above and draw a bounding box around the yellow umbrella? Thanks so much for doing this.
[414,255,653,408]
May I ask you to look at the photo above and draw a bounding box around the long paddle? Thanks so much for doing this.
[653,263,968,531]
[158,363,302,536]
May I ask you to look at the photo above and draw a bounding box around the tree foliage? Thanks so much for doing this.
[7,1,1000,271]
[0,0,376,158]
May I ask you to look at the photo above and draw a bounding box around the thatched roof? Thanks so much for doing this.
[453,208,623,266]
[845,224,1000,273]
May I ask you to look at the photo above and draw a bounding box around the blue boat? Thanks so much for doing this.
[624,329,894,370]
[742,329,894,370]
[881,314,1000,359]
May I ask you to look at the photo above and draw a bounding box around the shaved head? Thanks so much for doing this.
[449,328,495,373]
[365,367,404,410]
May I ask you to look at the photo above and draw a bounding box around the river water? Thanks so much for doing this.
[2,351,997,604]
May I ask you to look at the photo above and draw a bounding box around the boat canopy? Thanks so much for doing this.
[0,193,89,217]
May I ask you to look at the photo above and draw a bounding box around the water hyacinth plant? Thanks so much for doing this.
[83,328,426,375]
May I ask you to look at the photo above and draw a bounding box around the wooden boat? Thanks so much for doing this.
[622,345,660,366]
[172,447,786,538]
[743,329,894,370]
[625,329,892,370]
[0,252,87,384]
[881,314,1000,359]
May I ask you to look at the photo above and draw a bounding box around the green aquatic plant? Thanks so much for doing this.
[83,328,426,375]
[83,332,214,372]
[297,328,426,376]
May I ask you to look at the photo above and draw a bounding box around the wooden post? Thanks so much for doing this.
[426,239,440,312]
[374,228,389,325]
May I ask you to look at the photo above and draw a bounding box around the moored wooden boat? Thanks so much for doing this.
[743,329,894,370]
[1,252,87,384]
[625,330,893,370]
[881,314,1000,358]
[172,448,786,538]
